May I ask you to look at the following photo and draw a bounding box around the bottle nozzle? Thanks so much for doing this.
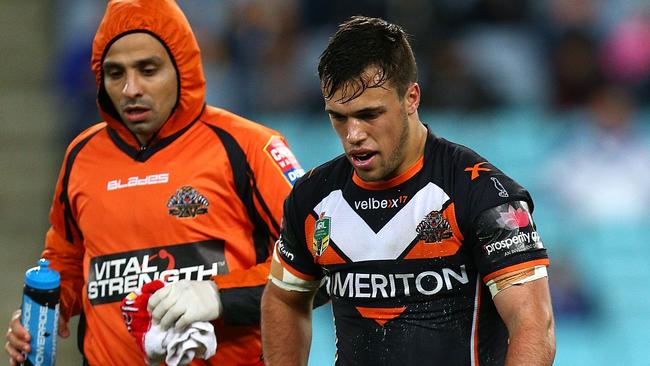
[25,259,59,290]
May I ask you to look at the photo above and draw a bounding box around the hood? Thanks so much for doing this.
[91,0,206,148]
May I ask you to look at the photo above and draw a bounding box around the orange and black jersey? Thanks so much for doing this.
[43,107,302,366]
[40,1,305,364]
[275,130,549,366]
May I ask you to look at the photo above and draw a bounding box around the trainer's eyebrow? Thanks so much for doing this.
[102,60,122,70]
[102,56,164,70]
[132,56,164,67]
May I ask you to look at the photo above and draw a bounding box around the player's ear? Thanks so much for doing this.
[404,82,420,115]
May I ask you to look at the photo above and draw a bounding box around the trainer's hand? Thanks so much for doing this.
[5,309,70,366]
[58,317,71,339]
[148,280,222,331]
[6,309,29,365]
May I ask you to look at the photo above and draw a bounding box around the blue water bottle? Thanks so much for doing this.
[20,259,60,366]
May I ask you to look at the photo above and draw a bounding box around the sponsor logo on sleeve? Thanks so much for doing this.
[483,204,543,256]
[277,238,295,261]
[464,162,491,180]
[87,240,228,305]
[416,210,453,243]
[491,177,509,198]
[313,212,331,256]
[496,205,529,230]
[264,136,305,185]
[167,186,209,218]
[483,231,542,255]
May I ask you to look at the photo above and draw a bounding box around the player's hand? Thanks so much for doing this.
[5,309,29,366]
[148,280,222,331]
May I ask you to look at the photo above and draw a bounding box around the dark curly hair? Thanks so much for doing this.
[318,16,417,103]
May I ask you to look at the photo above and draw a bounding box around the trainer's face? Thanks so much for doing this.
[325,72,421,182]
[102,33,178,145]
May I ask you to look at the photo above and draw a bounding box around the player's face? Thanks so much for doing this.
[325,74,421,182]
[102,33,178,145]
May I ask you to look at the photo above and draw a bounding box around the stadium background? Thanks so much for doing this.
[1,0,649,365]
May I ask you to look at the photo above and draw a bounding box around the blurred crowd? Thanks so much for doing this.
[50,1,650,363]
[54,0,650,123]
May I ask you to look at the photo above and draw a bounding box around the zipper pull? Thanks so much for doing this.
[134,145,147,161]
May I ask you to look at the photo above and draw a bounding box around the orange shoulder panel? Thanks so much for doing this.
[49,123,107,244]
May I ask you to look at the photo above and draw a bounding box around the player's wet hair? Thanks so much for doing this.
[318,16,417,103]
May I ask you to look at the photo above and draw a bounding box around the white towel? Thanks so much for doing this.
[144,321,217,366]
[121,279,218,366]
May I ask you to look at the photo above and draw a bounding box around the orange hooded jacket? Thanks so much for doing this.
[41,1,303,364]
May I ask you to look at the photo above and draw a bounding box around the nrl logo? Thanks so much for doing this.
[312,212,331,257]
[167,186,209,218]
[416,210,452,243]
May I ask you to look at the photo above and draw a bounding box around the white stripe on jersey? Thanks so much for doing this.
[313,182,450,261]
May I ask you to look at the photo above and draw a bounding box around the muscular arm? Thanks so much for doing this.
[261,282,316,366]
[493,276,555,366]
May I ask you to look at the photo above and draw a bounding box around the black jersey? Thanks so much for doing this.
[274,131,549,366]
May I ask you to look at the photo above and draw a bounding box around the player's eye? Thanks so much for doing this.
[329,113,346,122]
[360,113,379,121]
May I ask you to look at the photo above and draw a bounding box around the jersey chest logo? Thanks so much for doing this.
[167,186,209,218]
[416,210,452,243]
[313,213,331,256]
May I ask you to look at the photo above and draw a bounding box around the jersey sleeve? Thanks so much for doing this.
[269,188,325,291]
[450,148,549,282]
[250,134,305,238]
[41,140,89,323]
[42,228,85,323]
[471,201,549,282]
[211,129,306,325]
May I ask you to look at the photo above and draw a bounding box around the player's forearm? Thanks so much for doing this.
[261,283,313,366]
[505,317,555,366]
[493,275,555,365]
